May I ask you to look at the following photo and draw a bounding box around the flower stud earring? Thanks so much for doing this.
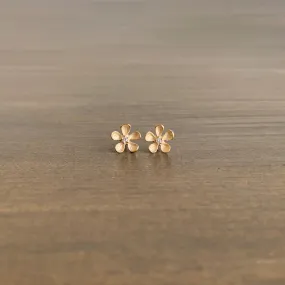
[145,124,174,153]
[111,124,141,153]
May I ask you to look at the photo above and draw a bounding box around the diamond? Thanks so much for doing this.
[157,137,162,144]
[122,136,129,144]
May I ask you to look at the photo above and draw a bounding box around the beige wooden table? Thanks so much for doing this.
[1,1,285,284]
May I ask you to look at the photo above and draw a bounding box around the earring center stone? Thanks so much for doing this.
[157,137,163,144]
[122,136,129,144]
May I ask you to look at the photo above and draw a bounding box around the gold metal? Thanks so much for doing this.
[111,124,141,153]
[145,124,174,153]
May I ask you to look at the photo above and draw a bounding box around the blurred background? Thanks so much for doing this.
[1,1,285,284]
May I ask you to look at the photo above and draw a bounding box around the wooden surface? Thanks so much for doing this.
[1,1,285,284]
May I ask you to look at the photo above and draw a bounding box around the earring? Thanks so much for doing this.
[111,124,141,153]
[145,124,174,153]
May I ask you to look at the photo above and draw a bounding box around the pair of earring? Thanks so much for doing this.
[111,124,174,153]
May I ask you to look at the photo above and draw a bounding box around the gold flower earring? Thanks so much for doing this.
[145,124,174,153]
[111,124,141,153]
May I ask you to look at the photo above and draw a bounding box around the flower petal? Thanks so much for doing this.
[160,142,171,153]
[162,130,174,141]
[149,142,159,153]
[129,131,141,140]
[145,131,156,142]
[128,142,139,152]
[111,131,122,141]
[155,124,164,137]
[115,142,126,153]
[121,124,131,136]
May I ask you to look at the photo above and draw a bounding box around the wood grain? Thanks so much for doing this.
[1,1,285,284]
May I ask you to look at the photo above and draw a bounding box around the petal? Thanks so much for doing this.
[155,124,164,137]
[111,131,122,141]
[145,131,156,142]
[160,142,171,153]
[129,131,141,140]
[121,124,131,136]
[149,142,159,153]
[115,142,126,153]
[162,130,174,141]
[128,142,139,152]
